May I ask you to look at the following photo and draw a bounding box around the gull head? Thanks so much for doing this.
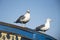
[47,18,52,22]
[26,9,30,13]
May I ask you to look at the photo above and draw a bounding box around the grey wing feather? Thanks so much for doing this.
[35,24,45,31]
[20,15,25,20]
[15,15,25,23]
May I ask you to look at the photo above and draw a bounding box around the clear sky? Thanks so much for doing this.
[0,0,60,40]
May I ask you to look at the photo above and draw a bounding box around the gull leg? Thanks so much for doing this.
[22,24,24,27]
[23,23,26,27]
[21,22,27,27]
[24,23,26,27]
[21,22,24,27]
[21,22,25,27]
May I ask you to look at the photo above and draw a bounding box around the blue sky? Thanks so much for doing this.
[0,0,60,40]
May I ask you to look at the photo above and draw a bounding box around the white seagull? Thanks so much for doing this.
[15,9,30,27]
[35,18,52,32]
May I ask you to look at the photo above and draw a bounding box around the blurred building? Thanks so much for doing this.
[0,22,56,40]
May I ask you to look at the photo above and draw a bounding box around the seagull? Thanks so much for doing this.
[35,18,52,32]
[15,9,30,27]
